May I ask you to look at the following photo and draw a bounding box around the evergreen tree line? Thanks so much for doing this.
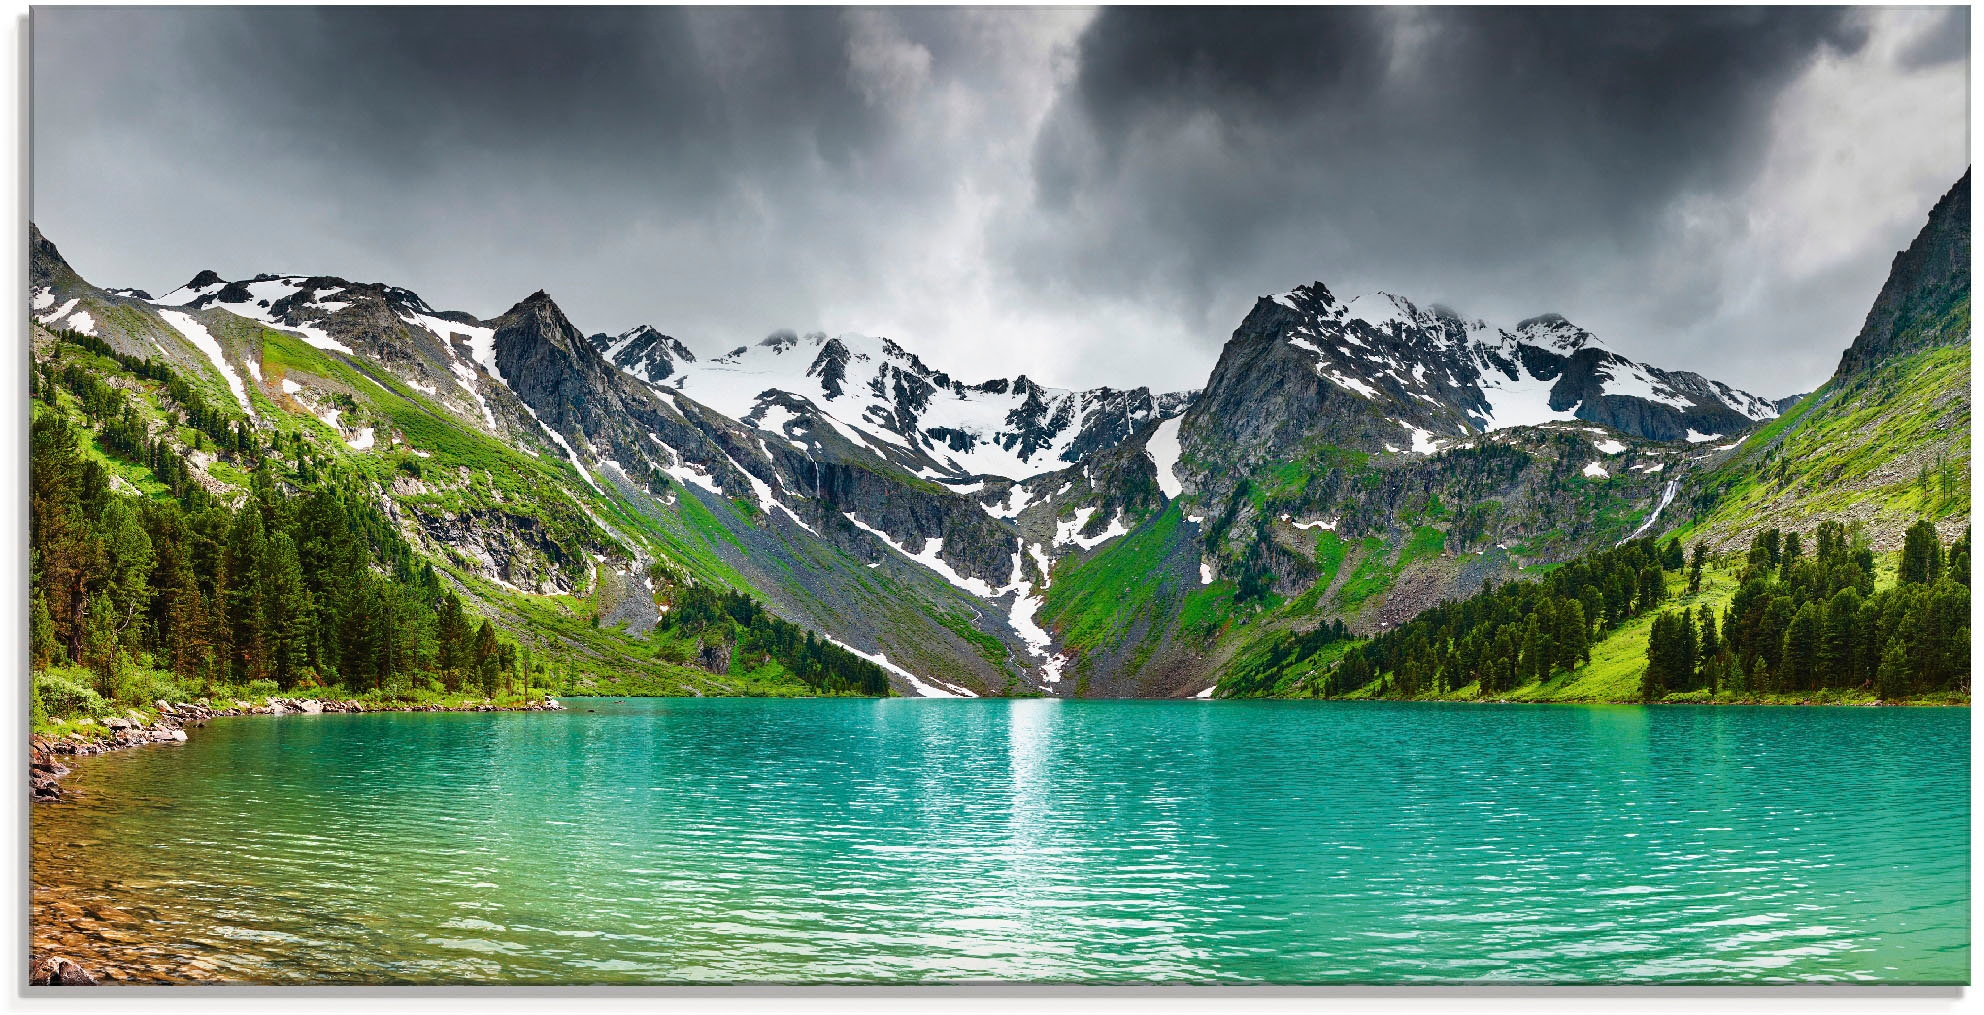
[38,326,260,457]
[40,361,202,499]
[1642,520,1969,699]
[1320,537,1681,698]
[657,584,891,696]
[30,390,531,702]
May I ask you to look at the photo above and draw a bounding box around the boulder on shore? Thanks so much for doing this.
[29,954,97,986]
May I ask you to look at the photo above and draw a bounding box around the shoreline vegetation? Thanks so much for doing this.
[1213,523,1970,707]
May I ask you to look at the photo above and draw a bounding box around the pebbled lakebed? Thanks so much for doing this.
[29,698,1969,984]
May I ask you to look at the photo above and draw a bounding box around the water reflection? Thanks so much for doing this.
[29,699,1969,985]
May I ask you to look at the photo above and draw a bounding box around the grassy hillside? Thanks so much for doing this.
[1675,323,1969,555]
[28,320,898,739]
[1224,542,1966,707]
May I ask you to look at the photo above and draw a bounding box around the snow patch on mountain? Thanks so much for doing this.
[1263,283,1778,442]
[167,277,356,354]
[1475,366,1566,430]
[519,403,599,494]
[36,297,78,326]
[1147,415,1186,499]
[820,633,975,698]
[158,310,252,416]
[844,513,999,598]
[1597,360,1689,409]
[626,330,1187,482]
[1055,507,1129,550]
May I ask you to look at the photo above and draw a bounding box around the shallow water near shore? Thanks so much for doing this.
[30,698,1969,984]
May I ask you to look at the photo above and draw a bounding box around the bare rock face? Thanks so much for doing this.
[1834,170,1970,381]
[697,640,734,675]
[29,954,98,986]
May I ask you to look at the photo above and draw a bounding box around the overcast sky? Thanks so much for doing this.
[32,6,1969,397]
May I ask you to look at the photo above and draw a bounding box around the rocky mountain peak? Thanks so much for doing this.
[1203,276,1783,455]
[589,324,698,384]
[1834,169,1970,381]
[1511,313,1601,354]
[493,290,590,359]
[29,222,83,290]
[806,337,853,397]
[1268,281,1340,316]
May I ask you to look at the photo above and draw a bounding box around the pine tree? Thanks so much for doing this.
[1815,520,1847,566]
[1901,520,1944,585]
[1876,634,1913,700]
[1757,596,1796,684]
[436,592,471,689]
[1925,577,1970,693]
[1696,603,1719,688]
[261,533,315,688]
[1687,543,1707,595]
[80,592,121,699]
[1556,600,1590,672]
[1517,614,1543,682]
[1643,611,1689,700]
[224,506,268,680]
[100,499,154,650]
[29,585,61,670]
[1819,586,1862,689]
[474,620,501,694]
[1637,566,1666,613]
[1782,602,1822,692]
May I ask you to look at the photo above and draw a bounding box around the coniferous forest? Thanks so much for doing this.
[28,328,894,722]
[1641,521,1970,701]
[1219,523,1968,703]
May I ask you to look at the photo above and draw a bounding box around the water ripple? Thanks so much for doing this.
[30,699,1968,984]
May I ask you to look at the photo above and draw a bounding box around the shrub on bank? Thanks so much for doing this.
[117,669,205,711]
[34,668,117,720]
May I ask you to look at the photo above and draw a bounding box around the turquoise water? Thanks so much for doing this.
[30,699,1969,984]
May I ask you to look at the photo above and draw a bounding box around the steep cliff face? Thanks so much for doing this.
[1677,170,1971,556]
[1834,170,1970,381]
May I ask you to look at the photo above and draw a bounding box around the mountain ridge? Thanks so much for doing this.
[32,164,1952,699]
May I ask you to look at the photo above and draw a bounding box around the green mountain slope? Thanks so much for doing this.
[1208,170,1971,703]
[27,169,1966,703]
[1674,171,1970,553]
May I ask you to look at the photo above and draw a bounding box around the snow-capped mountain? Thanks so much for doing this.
[1261,283,1779,447]
[31,214,1813,701]
[592,326,1197,483]
[591,324,697,383]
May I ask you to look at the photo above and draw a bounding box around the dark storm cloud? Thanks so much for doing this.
[1898,6,1971,69]
[57,7,889,200]
[30,7,1969,395]
[1018,6,1885,386]
[34,6,1006,357]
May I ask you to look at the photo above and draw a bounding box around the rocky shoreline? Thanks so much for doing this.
[32,695,566,802]
[28,694,564,986]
